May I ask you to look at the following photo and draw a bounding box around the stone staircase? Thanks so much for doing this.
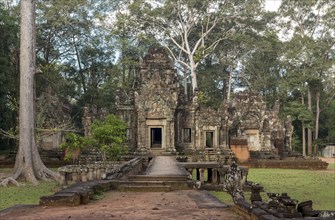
[149,148,176,156]
[110,174,194,192]
[110,156,195,192]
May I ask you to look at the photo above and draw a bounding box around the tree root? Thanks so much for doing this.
[36,166,61,183]
[1,176,21,187]
[0,166,60,187]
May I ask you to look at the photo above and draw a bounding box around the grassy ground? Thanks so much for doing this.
[0,168,60,211]
[213,166,335,211]
[327,163,335,170]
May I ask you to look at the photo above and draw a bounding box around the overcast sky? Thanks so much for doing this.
[265,0,282,11]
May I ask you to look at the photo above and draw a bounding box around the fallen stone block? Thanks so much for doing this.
[40,193,81,206]
[61,187,94,204]
[251,207,268,218]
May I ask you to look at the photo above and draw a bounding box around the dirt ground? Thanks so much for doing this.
[320,157,335,164]
[0,190,243,220]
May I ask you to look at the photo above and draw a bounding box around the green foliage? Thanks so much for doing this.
[197,91,210,106]
[59,133,88,161]
[320,100,335,141]
[92,114,127,161]
[0,3,19,142]
[283,101,314,128]
[35,0,117,120]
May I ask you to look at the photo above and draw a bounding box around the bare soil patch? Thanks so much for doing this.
[320,157,335,163]
[0,190,243,220]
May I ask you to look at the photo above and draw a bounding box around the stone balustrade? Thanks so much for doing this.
[178,162,248,186]
[58,161,120,186]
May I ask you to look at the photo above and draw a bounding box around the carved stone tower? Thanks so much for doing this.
[134,48,180,152]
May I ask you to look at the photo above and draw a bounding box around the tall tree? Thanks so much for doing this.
[278,0,335,155]
[1,0,59,186]
[122,0,263,95]
[35,0,116,109]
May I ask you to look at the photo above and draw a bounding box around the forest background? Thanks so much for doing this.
[0,0,334,158]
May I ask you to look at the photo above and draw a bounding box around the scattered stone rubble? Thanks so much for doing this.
[223,163,335,220]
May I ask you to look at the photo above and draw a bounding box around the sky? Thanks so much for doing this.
[265,0,282,11]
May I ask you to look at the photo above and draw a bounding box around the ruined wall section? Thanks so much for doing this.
[196,107,224,150]
[229,93,286,153]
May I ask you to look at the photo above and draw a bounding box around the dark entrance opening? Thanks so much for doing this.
[206,131,214,148]
[151,128,162,148]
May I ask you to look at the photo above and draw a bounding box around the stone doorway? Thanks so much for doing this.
[206,131,214,148]
[151,128,162,148]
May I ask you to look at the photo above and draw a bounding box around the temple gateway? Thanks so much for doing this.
[114,48,292,160]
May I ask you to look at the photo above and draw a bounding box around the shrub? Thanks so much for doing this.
[60,133,88,163]
[92,114,127,161]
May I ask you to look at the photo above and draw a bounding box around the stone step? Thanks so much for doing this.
[119,185,172,192]
[40,193,81,206]
[110,180,194,190]
[128,175,189,182]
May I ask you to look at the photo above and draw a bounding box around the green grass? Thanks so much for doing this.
[0,168,60,211]
[327,163,335,170]
[211,191,235,206]
[213,168,335,210]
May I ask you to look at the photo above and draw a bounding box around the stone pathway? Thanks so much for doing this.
[0,190,242,220]
[145,156,190,176]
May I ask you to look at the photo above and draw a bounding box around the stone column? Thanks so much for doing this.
[96,168,101,180]
[187,168,193,179]
[88,168,94,181]
[219,171,226,184]
[59,172,66,185]
[72,172,79,183]
[101,168,106,179]
[212,169,218,184]
[81,171,87,182]
[93,167,97,180]
[199,168,205,184]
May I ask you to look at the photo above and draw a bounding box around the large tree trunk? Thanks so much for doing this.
[18,0,38,184]
[227,64,233,101]
[314,89,320,155]
[301,94,306,156]
[189,56,198,94]
[307,87,312,155]
[1,0,59,186]
[183,63,188,100]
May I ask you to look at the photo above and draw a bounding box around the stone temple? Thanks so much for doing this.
[114,48,293,161]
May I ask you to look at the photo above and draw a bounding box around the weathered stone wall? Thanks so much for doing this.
[240,158,328,169]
